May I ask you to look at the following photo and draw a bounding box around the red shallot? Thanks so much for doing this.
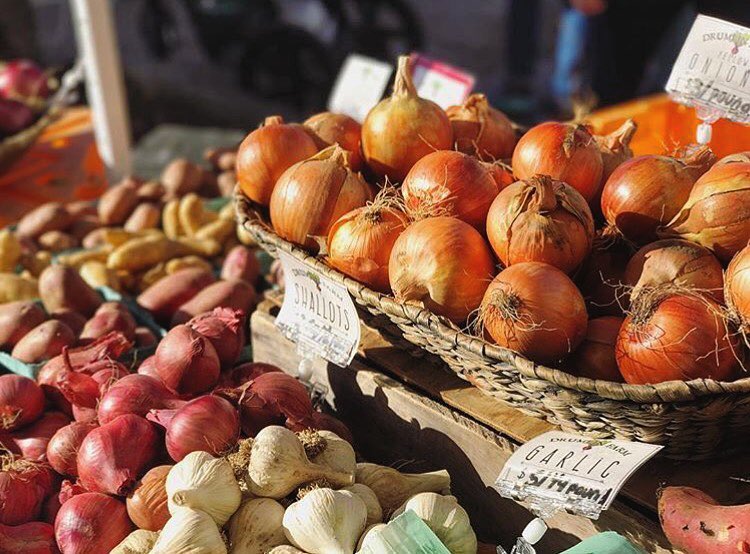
[97,374,184,425]
[0,455,55,525]
[153,325,221,395]
[46,422,98,477]
[0,521,57,554]
[10,411,70,461]
[0,374,44,431]
[187,307,246,368]
[54,492,133,554]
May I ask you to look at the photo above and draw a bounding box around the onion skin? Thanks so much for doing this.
[594,119,637,185]
[624,239,724,304]
[726,244,750,336]
[402,150,499,229]
[362,56,453,182]
[46,422,98,477]
[97,374,184,425]
[486,175,594,274]
[601,147,715,245]
[304,112,363,171]
[446,93,516,160]
[126,464,171,531]
[480,262,588,364]
[236,115,319,206]
[77,414,159,496]
[576,230,632,317]
[327,205,409,293]
[616,294,740,384]
[154,325,221,396]
[55,492,133,554]
[567,316,624,382]
[0,374,45,431]
[389,216,496,323]
[661,161,750,263]
[512,122,603,203]
[187,307,246,369]
[239,371,314,435]
[270,145,373,251]
[0,521,57,554]
[483,161,515,191]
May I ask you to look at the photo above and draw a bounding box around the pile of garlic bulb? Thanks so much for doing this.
[111,425,478,554]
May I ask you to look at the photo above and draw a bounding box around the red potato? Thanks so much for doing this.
[170,279,256,326]
[15,202,73,239]
[137,181,165,201]
[39,265,102,317]
[217,171,236,197]
[659,486,750,554]
[124,203,161,232]
[136,268,217,323]
[37,231,78,253]
[49,310,87,336]
[220,245,260,285]
[11,320,75,363]
[65,201,98,218]
[161,159,203,198]
[0,301,46,349]
[197,168,220,197]
[80,305,137,343]
[98,178,141,225]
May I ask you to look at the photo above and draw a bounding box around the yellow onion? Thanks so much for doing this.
[446,93,516,160]
[401,150,499,229]
[327,192,409,293]
[567,316,624,382]
[483,160,515,191]
[594,119,637,186]
[304,112,363,171]
[512,122,603,203]
[270,145,373,251]
[576,229,633,317]
[726,244,750,337]
[126,465,171,531]
[717,151,750,165]
[362,56,453,182]
[237,116,318,205]
[389,217,496,323]
[486,175,594,274]
[661,161,750,262]
[480,262,588,364]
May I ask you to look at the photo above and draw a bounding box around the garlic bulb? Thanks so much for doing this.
[355,463,451,515]
[283,488,367,554]
[355,523,386,551]
[343,484,382,526]
[268,547,306,554]
[226,497,287,554]
[150,507,227,554]
[303,430,357,478]
[110,529,159,554]
[248,426,354,499]
[392,493,477,554]
[166,451,242,525]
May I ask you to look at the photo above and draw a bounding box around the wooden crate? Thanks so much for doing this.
[252,296,750,553]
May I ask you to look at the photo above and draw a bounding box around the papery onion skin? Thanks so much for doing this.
[11,411,71,461]
[601,147,715,245]
[47,422,98,477]
[402,150,499,229]
[567,316,624,382]
[594,119,637,185]
[362,56,453,182]
[304,112,363,171]
[327,204,409,293]
[576,230,632,317]
[481,262,588,364]
[726,244,750,335]
[0,457,54,525]
[486,175,594,274]
[389,216,496,323]
[243,371,314,432]
[661,161,750,263]
[97,374,184,425]
[0,521,57,554]
[624,239,724,304]
[55,492,133,554]
[270,145,373,251]
[483,161,515,191]
[187,307,246,369]
[154,325,221,396]
[512,122,603,203]
[616,294,740,385]
[0,374,45,431]
[446,93,517,160]
[717,151,750,165]
[127,464,172,531]
[77,414,159,496]
[148,395,239,462]
[236,115,319,206]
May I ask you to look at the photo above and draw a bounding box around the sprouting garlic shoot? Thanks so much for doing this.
[283,488,367,554]
[166,451,242,525]
[355,463,451,515]
[150,507,227,554]
[342,483,382,526]
[110,529,159,554]
[226,497,287,554]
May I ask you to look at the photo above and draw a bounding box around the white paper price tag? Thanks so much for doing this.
[495,432,662,519]
[328,54,393,122]
[411,53,475,110]
[275,251,360,368]
[666,14,750,123]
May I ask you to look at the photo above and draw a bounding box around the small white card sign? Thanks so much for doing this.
[411,53,475,110]
[275,251,360,368]
[495,431,662,519]
[666,14,750,123]
[328,54,393,123]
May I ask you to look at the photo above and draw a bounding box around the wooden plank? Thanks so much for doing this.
[251,305,674,553]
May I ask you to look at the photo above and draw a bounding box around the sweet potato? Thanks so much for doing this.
[50,309,87,336]
[107,235,193,271]
[80,304,136,342]
[55,246,111,269]
[137,267,216,322]
[161,159,203,198]
[79,261,120,290]
[98,178,141,225]
[65,200,97,218]
[197,169,220,197]
[178,193,216,236]
[11,320,75,363]
[38,231,78,253]
[165,255,213,275]
[0,301,46,349]
[124,203,161,232]
[205,147,237,171]
[137,181,165,201]
[20,250,51,277]
[217,171,236,197]
[659,486,750,554]
[171,279,256,326]
[221,245,260,285]
[39,265,102,317]
[68,216,101,241]
[0,230,21,272]
[0,273,38,303]
[16,203,72,239]
[134,326,157,348]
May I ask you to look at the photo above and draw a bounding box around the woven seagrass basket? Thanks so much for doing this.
[236,188,750,460]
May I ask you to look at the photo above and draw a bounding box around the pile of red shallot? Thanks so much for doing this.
[0,306,351,553]
[237,53,750,387]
